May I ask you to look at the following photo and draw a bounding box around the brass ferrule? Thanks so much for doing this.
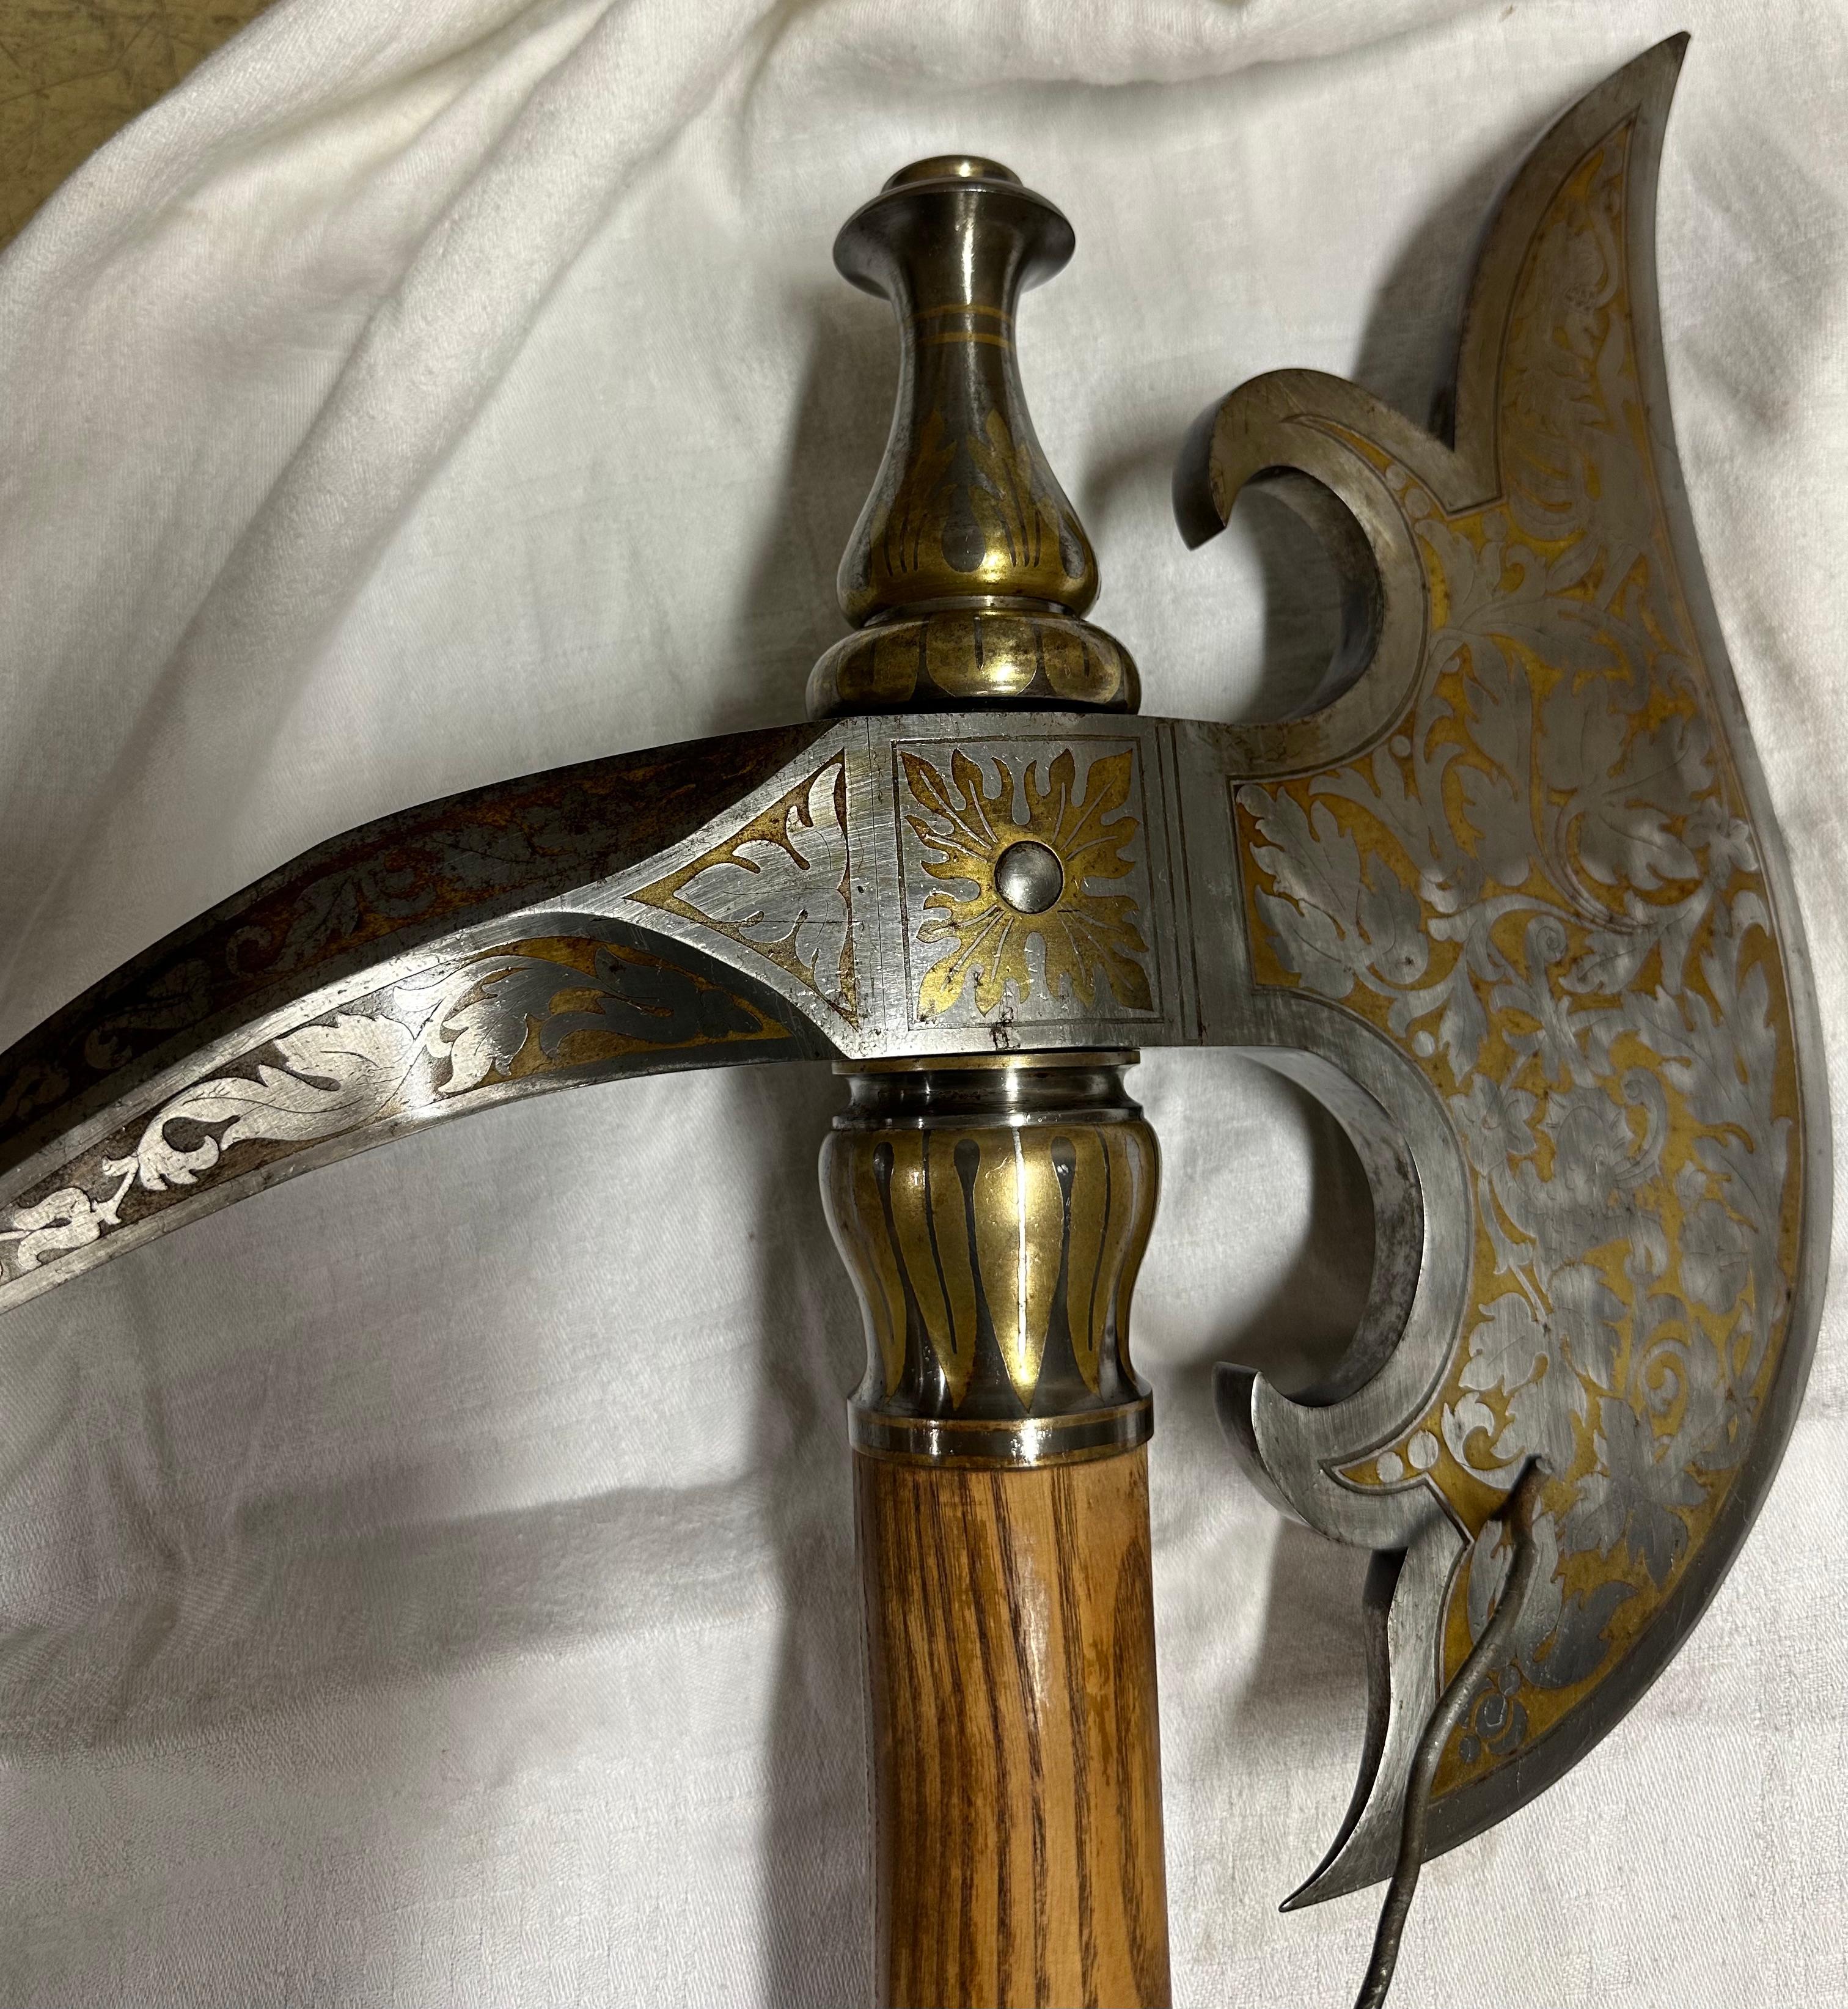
[820,1053,1159,1467]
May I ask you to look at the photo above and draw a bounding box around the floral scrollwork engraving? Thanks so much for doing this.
[0,936,790,1290]
[629,757,857,1022]
[1235,119,1804,1788]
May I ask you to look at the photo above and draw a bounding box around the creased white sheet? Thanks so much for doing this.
[1,1,1844,2002]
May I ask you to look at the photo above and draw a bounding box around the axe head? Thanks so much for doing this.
[0,28,1825,1937]
[1179,34,1830,1902]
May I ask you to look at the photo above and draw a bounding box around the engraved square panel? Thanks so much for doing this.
[892,733,1162,1032]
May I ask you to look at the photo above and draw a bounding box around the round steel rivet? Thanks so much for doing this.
[994,840,1064,914]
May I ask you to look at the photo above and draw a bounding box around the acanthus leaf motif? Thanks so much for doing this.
[1234,119,1803,1788]
[128,1013,423,1192]
[903,744,1153,1020]
[0,939,788,1281]
[631,758,857,1022]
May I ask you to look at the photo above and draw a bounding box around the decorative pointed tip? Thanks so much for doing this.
[1637,30,1690,77]
[1282,1848,1353,1912]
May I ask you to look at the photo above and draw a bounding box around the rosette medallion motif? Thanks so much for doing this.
[900,741,1156,1024]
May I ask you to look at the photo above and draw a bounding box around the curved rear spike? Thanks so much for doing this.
[0,725,842,1312]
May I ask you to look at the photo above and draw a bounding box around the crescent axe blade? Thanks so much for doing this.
[1177,33,1830,1903]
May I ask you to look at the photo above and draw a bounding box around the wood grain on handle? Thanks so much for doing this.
[856,1445,1170,2009]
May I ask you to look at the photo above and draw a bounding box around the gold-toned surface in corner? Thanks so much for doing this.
[0,0,270,248]
[629,751,860,1023]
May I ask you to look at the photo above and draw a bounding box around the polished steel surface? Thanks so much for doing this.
[1184,36,1830,1901]
[1356,1464,1548,2008]
[0,31,1828,1961]
[994,839,1063,915]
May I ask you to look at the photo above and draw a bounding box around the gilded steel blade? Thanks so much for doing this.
[1177,34,1830,1901]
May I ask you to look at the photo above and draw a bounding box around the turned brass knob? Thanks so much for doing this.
[807,156,1139,718]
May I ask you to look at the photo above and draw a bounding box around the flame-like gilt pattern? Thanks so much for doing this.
[828,1122,1154,1408]
[822,1067,1159,1462]
[865,405,1090,613]
[901,743,1154,1022]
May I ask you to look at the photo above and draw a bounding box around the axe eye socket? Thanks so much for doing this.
[994,839,1064,914]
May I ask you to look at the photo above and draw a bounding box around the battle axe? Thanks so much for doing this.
[0,35,1826,2008]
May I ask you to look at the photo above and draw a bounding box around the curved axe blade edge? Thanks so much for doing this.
[1179,35,1831,1901]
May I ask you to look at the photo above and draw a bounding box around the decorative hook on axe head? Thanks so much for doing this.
[0,33,1826,2005]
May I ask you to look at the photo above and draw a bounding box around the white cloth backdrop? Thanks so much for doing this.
[1,1,1844,2002]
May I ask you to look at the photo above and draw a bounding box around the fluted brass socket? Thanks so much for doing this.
[807,157,1140,719]
[820,1054,1159,1467]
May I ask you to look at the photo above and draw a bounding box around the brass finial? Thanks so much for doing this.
[807,158,1140,718]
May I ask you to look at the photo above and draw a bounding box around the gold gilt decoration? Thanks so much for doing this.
[809,156,1138,718]
[900,745,1153,1020]
[631,755,858,1023]
[0,933,797,1291]
[822,1056,1159,1466]
[809,600,1136,717]
[1234,120,1803,1795]
[868,406,958,592]
[867,405,1084,608]
[964,408,1074,582]
[834,1123,1148,1405]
